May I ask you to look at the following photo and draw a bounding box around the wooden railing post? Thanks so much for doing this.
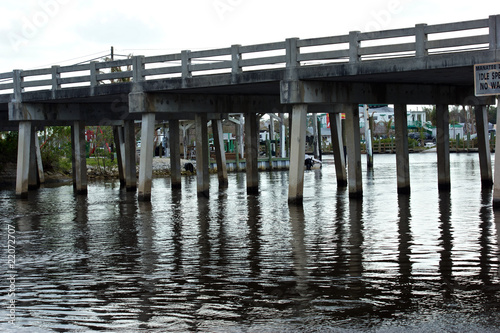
[285,37,299,81]
[490,14,500,50]
[415,24,428,57]
[89,61,98,95]
[349,31,360,63]
[51,65,60,98]
[231,44,242,83]
[13,69,23,101]
[133,55,145,82]
[181,50,192,78]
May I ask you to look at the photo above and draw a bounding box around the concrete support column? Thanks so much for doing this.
[113,126,125,187]
[15,121,32,198]
[72,121,88,195]
[329,110,347,187]
[436,104,450,191]
[474,105,493,187]
[288,104,308,204]
[312,113,320,159]
[280,113,286,158]
[138,113,155,201]
[239,114,245,158]
[195,113,209,197]
[345,104,363,198]
[169,119,182,189]
[212,118,228,187]
[123,120,137,191]
[34,130,44,185]
[245,112,259,194]
[394,104,411,194]
[28,126,40,190]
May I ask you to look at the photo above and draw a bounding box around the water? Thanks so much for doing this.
[1,153,500,332]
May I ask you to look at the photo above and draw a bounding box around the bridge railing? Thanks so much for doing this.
[0,15,497,96]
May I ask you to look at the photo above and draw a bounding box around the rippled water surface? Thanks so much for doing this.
[1,153,500,332]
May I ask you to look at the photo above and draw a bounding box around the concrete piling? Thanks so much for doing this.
[138,113,155,201]
[195,113,210,197]
[345,104,363,198]
[394,104,410,194]
[288,104,307,204]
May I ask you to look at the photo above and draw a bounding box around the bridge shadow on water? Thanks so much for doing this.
[0,154,500,332]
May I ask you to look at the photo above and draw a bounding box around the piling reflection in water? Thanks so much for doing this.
[0,154,500,332]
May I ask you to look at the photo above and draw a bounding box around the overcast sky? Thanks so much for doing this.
[0,0,497,73]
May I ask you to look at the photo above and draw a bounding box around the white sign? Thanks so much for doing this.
[474,62,500,96]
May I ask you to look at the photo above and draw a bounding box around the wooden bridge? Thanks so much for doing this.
[1,15,499,204]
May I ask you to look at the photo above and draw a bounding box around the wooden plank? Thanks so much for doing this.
[297,35,350,47]
[298,49,349,62]
[426,19,488,34]
[96,71,133,81]
[359,42,416,56]
[0,83,14,90]
[58,63,91,73]
[426,35,489,50]
[189,47,232,59]
[190,61,232,72]
[21,79,52,88]
[239,41,286,53]
[95,59,133,70]
[59,75,91,85]
[359,27,415,41]
[143,66,182,76]
[143,54,182,64]
[239,55,286,67]
[21,68,52,77]
[0,72,13,80]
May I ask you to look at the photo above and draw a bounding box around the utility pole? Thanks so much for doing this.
[111,46,114,61]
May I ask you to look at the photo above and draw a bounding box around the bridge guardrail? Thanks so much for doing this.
[0,15,497,96]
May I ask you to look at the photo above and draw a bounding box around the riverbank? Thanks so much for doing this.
[0,157,196,189]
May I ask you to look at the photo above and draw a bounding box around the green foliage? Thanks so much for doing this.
[40,126,72,173]
[0,131,18,164]
[86,126,116,175]
[423,106,437,126]
[488,105,497,124]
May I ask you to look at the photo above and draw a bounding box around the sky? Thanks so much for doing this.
[0,0,498,73]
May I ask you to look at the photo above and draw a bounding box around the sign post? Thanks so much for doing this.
[475,63,500,208]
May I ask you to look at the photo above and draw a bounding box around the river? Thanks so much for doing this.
[1,153,500,332]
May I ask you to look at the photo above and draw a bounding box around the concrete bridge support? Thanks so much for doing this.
[123,120,137,191]
[329,110,347,187]
[436,104,451,191]
[72,121,87,195]
[113,126,126,187]
[212,118,228,187]
[28,126,40,190]
[288,104,307,204]
[169,119,182,189]
[394,104,410,194]
[195,113,210,197]
[245,112,259,194]
[474,105,493,187]
[345,104,363,198]
[34,132,44,185]
[138,113,155,201]
[15,121,31,198]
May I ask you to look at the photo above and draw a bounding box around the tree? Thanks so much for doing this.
[488,105,497,124]
[423,106,437,126]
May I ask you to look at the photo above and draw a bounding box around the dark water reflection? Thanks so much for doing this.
[1,154,500,332]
